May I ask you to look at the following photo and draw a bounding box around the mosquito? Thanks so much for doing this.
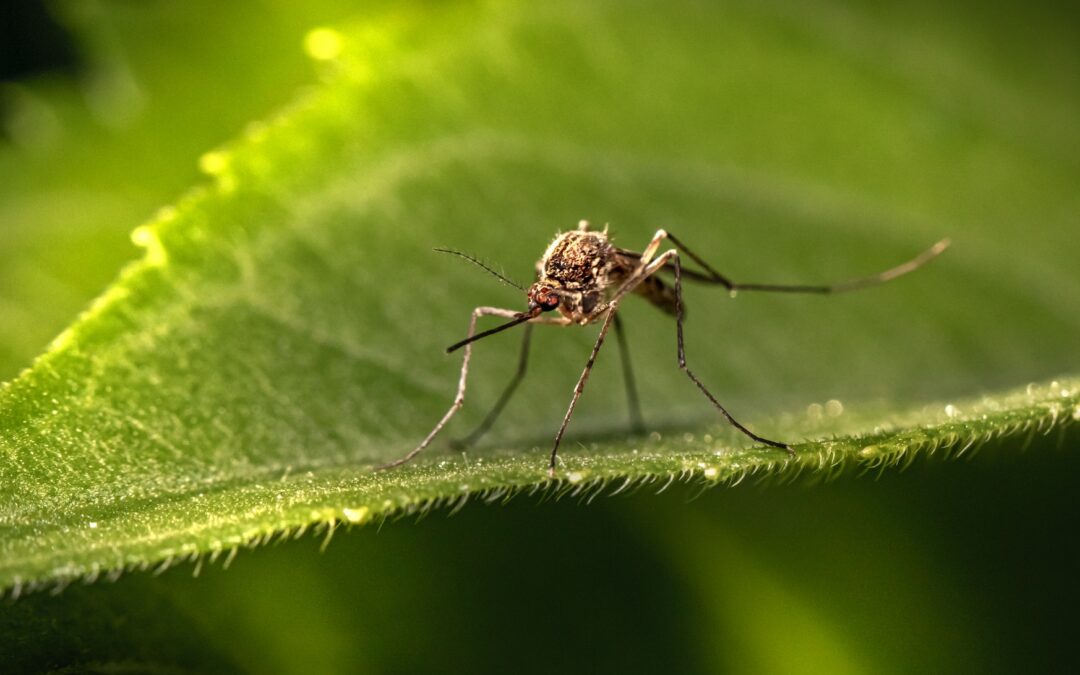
[378,220,950,477]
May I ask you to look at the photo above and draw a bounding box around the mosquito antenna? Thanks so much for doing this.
[434,248,525,291]
[446,311,537,354]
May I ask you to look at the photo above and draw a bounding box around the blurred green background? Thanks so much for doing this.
[2,1,1078,673]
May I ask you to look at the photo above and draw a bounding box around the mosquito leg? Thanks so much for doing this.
[375,306,520,470]
[453,323,534,449]
[549,308,619,477]
[612,314,645,433]
[671,252,794,457]
[637,228,669,266]
[661,232,734,288]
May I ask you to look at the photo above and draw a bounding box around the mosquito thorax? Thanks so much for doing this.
[538,230,615,292]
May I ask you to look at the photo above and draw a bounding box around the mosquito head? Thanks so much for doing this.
[527,281,561,313]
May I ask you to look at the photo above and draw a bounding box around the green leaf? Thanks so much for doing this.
[0,0,357,381]
[2,0,1079,603]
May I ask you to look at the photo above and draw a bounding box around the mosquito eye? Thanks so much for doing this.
[540,294,559,311]
[528,284,560,312]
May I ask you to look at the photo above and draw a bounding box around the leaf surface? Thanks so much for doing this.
[2,0,1079,594]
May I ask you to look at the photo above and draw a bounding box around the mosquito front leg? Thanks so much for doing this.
[454,323,535,449]
[376,306,521,470]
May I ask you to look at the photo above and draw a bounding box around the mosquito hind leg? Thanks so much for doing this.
[375,306,521,470]
[661,231,949,294]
